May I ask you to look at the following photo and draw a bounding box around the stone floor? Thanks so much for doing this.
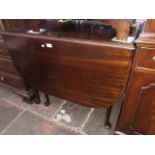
[0,83,123,135]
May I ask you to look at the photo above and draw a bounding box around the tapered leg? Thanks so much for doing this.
[44,93,50,106]
[104,106,112,130]
[33,90,41,104]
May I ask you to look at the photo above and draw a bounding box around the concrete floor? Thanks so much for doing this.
[0,83,122,135]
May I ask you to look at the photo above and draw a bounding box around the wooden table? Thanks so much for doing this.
[2,26,135,129]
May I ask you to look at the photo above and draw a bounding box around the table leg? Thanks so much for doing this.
[33,90,41,104]
[104,106,112,130]
[44,93,50,106]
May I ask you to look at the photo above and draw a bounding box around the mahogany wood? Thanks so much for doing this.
[144,19,155,32]
[116,31,155,135]
[1,19,30,30]
[1,19,139,130]
[0,20,33,101]
[2,30,134,108]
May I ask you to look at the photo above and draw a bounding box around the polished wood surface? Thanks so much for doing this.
[0,57,22,76]
[7,19,136,41]
[131,81,155,134]
[136,47,155,70]
[0,71,27,89]
[1,19,30,30]
[116,32,155,135]
[3,29,134,108]
[144,19,155,32]
[0,40,10,58]
[0,20,31,96]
